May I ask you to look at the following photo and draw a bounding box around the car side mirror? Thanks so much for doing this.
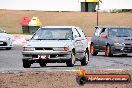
[100,34,107,38]
[25,38,30,41]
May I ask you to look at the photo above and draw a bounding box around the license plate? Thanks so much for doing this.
[0,42,3,44]
[38,55,50,59]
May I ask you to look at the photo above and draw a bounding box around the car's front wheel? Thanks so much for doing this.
[23,60,31,68]
[122,54,127,56]
[105,45,113,57]
[66,52,75,67]
[81,50,89,66]
[90,44,98,56]
[39,62,46,67]
[6,47,11,50]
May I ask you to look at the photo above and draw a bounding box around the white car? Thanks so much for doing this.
[0,29,13,50]
[22,26,89,68]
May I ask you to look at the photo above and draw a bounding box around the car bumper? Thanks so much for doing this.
[111,45,132,54]
[0,40,13,48]
[22,50,72,61]
[0,45,13,48]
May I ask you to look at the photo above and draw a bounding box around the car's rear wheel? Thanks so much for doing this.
[90,44,98,56]
[6,47,11,50]
[105,45,113,57]
[23,60,31,68]
[81,50,89,66]
[66,52,75,67]
[39,62,46,67]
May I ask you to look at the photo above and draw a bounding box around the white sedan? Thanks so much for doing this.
[0,29,13,50]
[22,26,89,68]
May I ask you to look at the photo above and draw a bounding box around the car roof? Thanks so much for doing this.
[95,26,131,29]
[41,26,79,29]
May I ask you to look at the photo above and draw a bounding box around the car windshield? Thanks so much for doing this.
[32,28,73,40]
[108,28,132,37]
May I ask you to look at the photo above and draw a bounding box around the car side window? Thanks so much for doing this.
[100,28,107,35]
[76,29,81,37]
[73,28,80,38]
[77,28,86,38]
[94,28,102,37]
[100,28,105,33]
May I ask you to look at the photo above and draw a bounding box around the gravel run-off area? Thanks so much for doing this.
[0,70,132,88]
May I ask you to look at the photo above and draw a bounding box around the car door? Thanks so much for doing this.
[77,28,88,51]
[72,28,83,55]
[98,28,108,50]
[92,27,102,49]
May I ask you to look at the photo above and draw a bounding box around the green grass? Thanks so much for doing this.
[0,10,132,36]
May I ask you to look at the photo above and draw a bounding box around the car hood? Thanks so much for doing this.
[24,40,73,47]
[0,33,8,38]
[111,37,132,43]
[0,33,11,40]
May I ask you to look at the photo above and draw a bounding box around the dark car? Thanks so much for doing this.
[90,26,132,56]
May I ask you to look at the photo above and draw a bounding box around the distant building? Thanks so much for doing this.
[80,0,99,12]
[0,0,132,12]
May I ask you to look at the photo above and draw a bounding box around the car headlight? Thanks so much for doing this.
[113,42,125,46]
[23,47,35,51]
[53,47,69,51]
[64,47,69,51]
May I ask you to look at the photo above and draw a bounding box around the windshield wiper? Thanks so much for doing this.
[116,35,129,37]
[33,38,71,40]
[33,39,49,40]
[33,39,58,40]
[57,38,70,40]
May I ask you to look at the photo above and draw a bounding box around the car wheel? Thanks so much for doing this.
[6,47,11,50]
[105,45,113,57]
[81,50,89,66]
[122,54,127,56]
[23,60,31,68]
[90,44,98,56]
[39,62,46,67]
[66,52,75,67]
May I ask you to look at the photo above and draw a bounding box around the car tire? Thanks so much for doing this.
[90,44,98,56]
[81,50,89,66]
[66,52,75,67]
[122,54,127,56]
[23,60,31,68]
[6,47,11,50]
[105,45,113,57]
[39,62,46,67]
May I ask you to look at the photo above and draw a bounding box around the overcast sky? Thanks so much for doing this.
[0,0,132,11]
[0,0,80,11]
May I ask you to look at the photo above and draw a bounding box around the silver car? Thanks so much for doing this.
[22,26,89,68]
[0,29,13,50]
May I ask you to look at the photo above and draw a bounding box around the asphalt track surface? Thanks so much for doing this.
[0,45,132,72]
